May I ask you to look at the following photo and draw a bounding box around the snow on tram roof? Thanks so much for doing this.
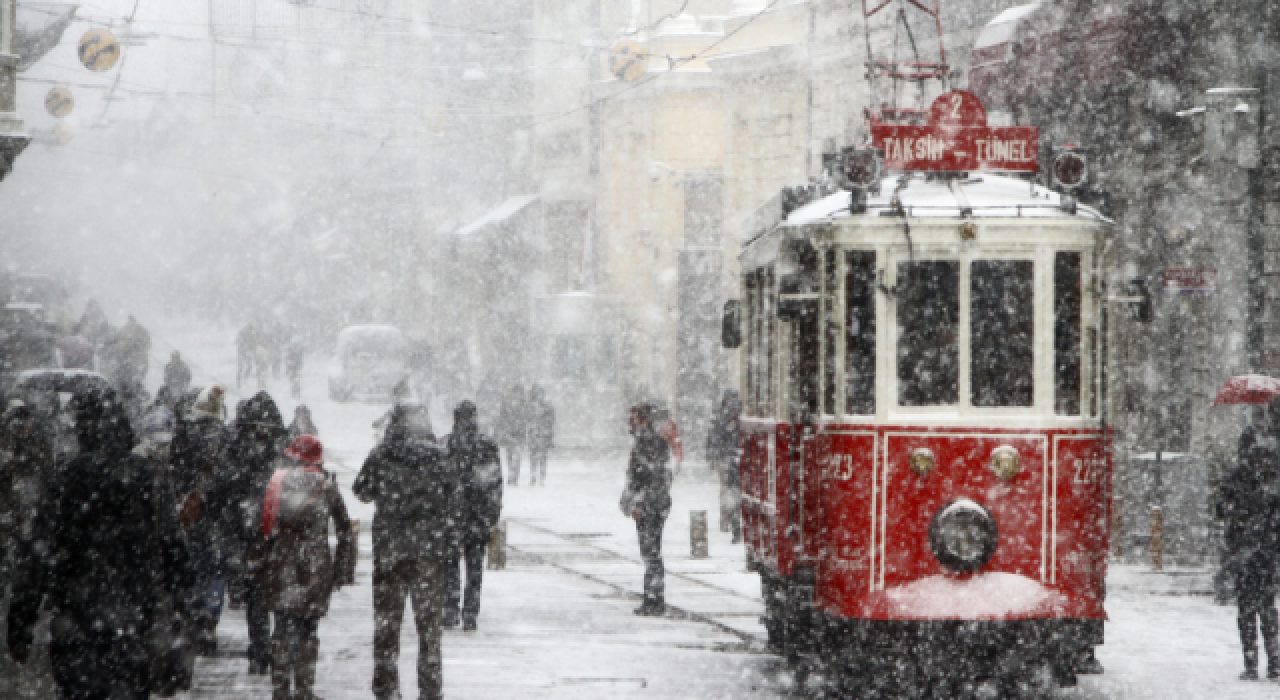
[782,173,1106,226]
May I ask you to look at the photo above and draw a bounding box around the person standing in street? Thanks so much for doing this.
[1217,401,1280,680]
[444,401,502,630]
[7,387,191,700]
[165,351,193,400]
[527,386,554,486]
[224,391,289,675]
[706,390,742,542]
[354,402,458,700]
[620,403,673,616]
[497,385,528,486]
[248,434,354,700]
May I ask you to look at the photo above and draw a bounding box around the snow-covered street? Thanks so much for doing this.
[0,317,1270,699]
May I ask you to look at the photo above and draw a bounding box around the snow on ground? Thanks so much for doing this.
[3,313,1279,698]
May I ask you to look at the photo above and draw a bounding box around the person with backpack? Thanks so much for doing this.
[443,401,503,630]
[354,402,458,700]
[248,434,355,700]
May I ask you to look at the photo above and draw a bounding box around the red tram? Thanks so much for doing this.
[728,112,1112,695]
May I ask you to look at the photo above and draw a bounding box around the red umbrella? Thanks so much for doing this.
[1212,374,1280,406]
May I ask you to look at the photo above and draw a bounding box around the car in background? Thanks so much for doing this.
[328,325,408,402]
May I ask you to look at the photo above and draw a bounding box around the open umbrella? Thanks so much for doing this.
[1212,374,1280,406]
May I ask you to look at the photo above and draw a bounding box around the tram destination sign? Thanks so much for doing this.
[871,90,1040,172]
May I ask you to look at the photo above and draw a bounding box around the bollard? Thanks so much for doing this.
[690,510,709,559]
[487,520,507,570]
[1150,506,1163,572]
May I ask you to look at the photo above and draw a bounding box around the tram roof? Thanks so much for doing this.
[782,173,1108,227]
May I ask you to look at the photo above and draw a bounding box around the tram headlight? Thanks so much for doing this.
[990,446,1021,481]
[929,498,999,572]
[909,448,935,478]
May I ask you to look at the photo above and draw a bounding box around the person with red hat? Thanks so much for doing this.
[248,434,355,700]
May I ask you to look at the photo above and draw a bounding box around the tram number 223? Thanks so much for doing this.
[1072,457,1105,486]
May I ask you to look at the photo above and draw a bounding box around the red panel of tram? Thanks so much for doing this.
[816,431,876,609]
[880,432,1047,588]
[1052,435,1109,605]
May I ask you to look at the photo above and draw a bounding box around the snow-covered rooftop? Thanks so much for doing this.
[783,173,1105,226]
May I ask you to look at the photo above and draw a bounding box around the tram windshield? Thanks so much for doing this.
[897,261,960,406]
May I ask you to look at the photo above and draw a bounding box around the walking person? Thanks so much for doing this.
[353,402,458,700]
[286,337,305,400]
[225,391,290,675]
[247,434,355,700]
[527,386,554,486]
[7,387,191,700]
[164,351,193,400]
[170,385,231,655]
[444,401,503,630]
[706,390,742,542]
[497,385,528,486]
[0,400,54,596]
[1217,402,1280,680]
[620,403,673,616]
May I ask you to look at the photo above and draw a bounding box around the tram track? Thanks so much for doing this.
[504,518,771,655]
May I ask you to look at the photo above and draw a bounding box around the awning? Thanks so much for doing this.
[454,195,538,236]
[16,3,78,72]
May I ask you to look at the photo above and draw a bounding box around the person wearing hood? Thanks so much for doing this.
[164,351,193,400]
[288,404,319,443]
[247,435,354,700]
[620,403,672,617]
[1217,401,1280,680]
[706,390,743,542]
[496,385,528,486]
[225,390,289,674]
[354,401,457,700]
[443,401,502,630]
[170,385,231,655]
[7,387,192,700]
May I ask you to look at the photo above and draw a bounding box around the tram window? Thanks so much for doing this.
[1054,252,1083,415]
[897,261,959,406]
[846,251,876,414]
[971,260,1035,407]
[823,250,837,415]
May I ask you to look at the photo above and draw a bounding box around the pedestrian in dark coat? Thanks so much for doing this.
[526,386,554,486]
[497,385,527,486]
[7,387,192,700]
[248,434,354,700]
[353,402,458,700]
[225,390,289,673]
[706,390,742,542]
[170,385,231,654]
[0,401,54,592]
[620,403,673,616]
[444,401,503,630]
[164,351,193,400]
[1217,403,1280,680]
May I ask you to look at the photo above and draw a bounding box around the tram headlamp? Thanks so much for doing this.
[990,446,1021,481]
[929,498,999,572]
[909,448,935,478]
